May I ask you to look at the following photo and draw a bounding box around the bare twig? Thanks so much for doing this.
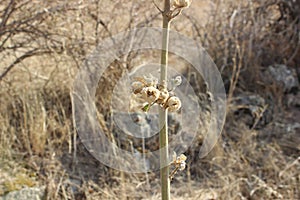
[153,0,163,13]
[0,49,51,81]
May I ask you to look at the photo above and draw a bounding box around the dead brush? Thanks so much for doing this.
[0,84,73,163]
[0,0,299,199]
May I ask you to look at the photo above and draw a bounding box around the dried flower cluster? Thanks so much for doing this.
[168,0,192,19]
[172,0,192,9]
[153,0,192,20]
[131,75,182,112]
[169,152,187,180]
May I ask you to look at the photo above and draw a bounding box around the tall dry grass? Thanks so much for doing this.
[0,0,299,199]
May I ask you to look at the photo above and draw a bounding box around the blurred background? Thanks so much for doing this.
[0,0,299,199]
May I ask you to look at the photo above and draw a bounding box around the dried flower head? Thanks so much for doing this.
[173,0,192,9]
[131,75,182,112]
[157,88,169,105]
[165,96,182,112]
[169,152,187,180]
[141,86,160,104]
[170,76,182,91]
[131,81,144,94]
[173,153,187,171]
[178,155,187,171]
[173,76,182,86]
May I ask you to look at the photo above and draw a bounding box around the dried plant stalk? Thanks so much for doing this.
[159,0,171,199]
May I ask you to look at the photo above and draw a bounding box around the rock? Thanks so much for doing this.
[64,178,82,195]
[286,93,300,108]
[1,186,45,200]
[266,64,299,92]
[231,94,273,128]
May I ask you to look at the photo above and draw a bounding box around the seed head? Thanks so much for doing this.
[166,96,181,112]
[157,88,169,105]
[173,0,192,9]
[131,81,144,94]
[173,76,182,86]
[170,76,182,91]
[141,86,160,104]
[177,154,187,171]
[171,152,187,171]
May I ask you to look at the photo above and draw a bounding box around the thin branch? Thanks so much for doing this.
[171,8,182,19]
[153,0,163,13]
[0,49,51,81]
[0,0,15,30]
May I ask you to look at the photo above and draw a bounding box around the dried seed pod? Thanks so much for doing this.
[177,154,187,171]
[157,88,169,105]
[173,0,191,8]
[170,76,182,91]
[141,86,160,104]
[179,161,186,171]
[169,153,187,180]
[131,81,144,94]
[174,76,182,86]
[165,96,181,112]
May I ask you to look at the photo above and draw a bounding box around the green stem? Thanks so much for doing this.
[159,1,171,200]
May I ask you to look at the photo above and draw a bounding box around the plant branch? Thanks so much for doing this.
[153,0,163,13]
[0,49,52,81]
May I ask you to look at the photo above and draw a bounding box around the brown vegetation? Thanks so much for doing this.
[0,0,299,199]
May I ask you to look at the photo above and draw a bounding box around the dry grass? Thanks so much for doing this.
[0,0,299,199]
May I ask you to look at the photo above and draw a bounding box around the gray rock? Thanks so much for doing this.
[231,94,272,128]
[266,64,299,92]
[1,186,45,200]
